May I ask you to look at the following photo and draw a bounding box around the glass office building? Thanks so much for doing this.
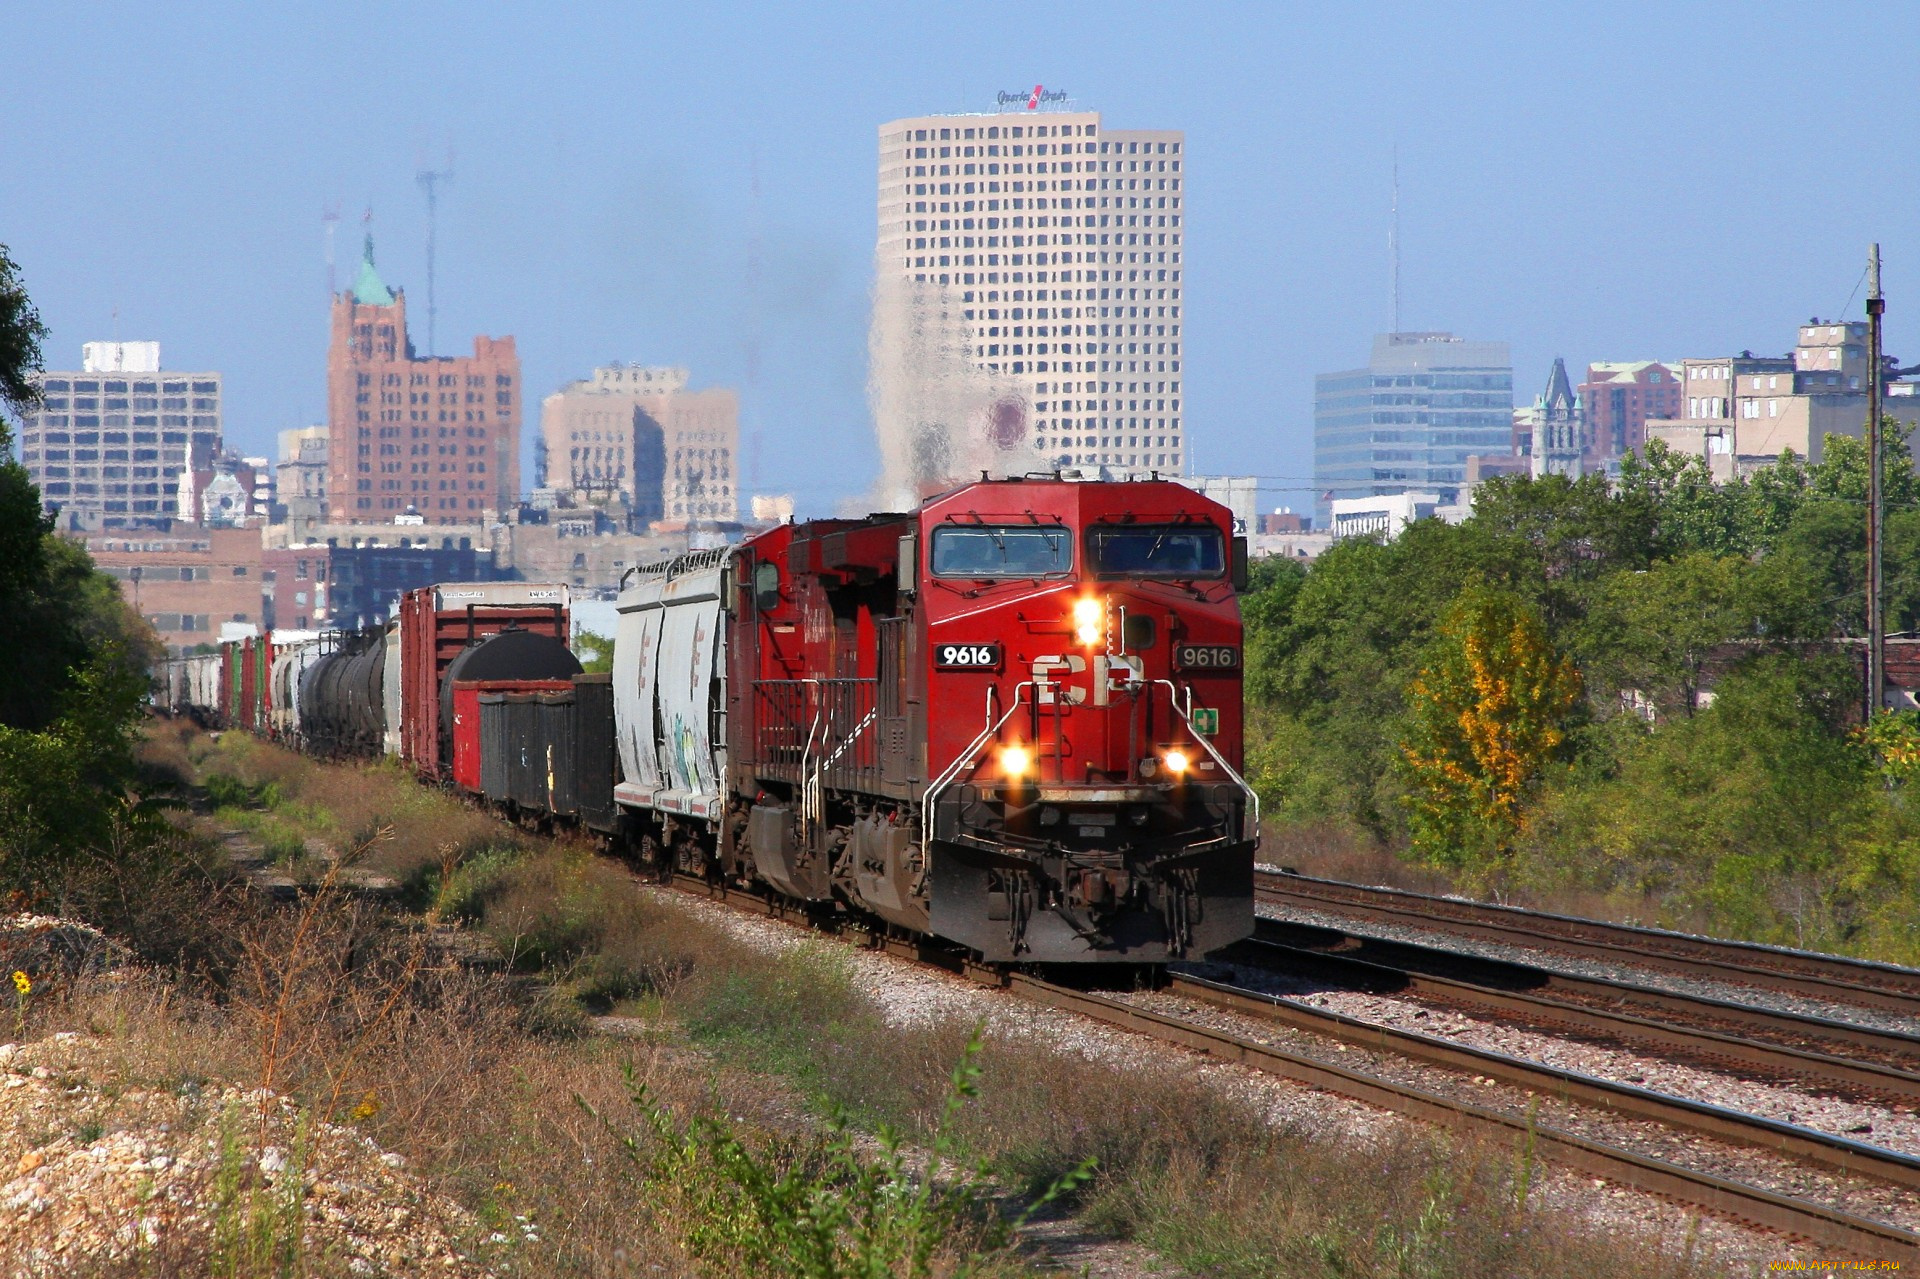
[1314,331,1512,512]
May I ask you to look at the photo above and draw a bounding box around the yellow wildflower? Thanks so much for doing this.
[10,972,27,998]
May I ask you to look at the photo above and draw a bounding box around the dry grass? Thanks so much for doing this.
[18,720,1728,1278]
[143,724,521,890]
[1262,816,1733,935]
[668,941,1718,1279]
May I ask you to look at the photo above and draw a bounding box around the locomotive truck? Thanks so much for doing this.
[162,476,1257,964]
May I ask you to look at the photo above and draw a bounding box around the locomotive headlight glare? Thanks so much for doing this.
[1073,597,1104,646]
[1163,748,1192,776]
[1001,744,1032,779]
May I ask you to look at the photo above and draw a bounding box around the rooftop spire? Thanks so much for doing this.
[351,209,394,305]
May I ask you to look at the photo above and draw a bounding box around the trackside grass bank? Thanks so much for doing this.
[7,721,1727,1276]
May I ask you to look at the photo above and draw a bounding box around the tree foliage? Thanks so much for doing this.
[1242,427,1920,960]
[1397,589,1581,865]
[0,246,164,899]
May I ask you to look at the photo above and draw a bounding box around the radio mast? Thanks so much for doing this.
[417,151,454,357]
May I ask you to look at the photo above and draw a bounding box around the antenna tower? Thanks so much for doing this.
[322,202,342,298]
[1390,148,1402,333]
[416,149,454,357]
[745,147,764,496]
[1868,243,1887,717]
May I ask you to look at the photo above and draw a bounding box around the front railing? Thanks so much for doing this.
[753,678,879,794]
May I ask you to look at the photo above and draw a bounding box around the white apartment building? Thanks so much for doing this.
[873,106,1185,499]
[15,342,223,531]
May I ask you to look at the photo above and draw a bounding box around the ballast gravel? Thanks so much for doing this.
[1116,984,1920,1237]
[1205,956,1920,1157]
[651,888,1835,1273]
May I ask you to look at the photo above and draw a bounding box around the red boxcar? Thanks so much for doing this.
[398,583,572,780]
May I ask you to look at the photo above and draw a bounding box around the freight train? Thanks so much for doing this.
[160,477,1258,963]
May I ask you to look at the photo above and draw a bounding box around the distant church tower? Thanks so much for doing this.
[1528,357,1586,479]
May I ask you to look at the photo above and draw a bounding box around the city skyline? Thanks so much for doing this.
[5,3,1919,517]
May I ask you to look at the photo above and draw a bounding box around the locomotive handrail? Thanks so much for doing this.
[1153,679,1261,843]
[803,705,878,828]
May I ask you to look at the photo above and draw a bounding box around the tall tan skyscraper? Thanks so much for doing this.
[872,104,1185,503]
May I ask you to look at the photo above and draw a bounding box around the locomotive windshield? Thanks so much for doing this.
[1087,524,1226,578]
[930,525,1073,578]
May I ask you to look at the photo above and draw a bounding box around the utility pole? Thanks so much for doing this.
[417,152,454,357]
[1868,242,1886,719]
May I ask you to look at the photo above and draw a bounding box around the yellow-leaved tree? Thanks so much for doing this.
[1397,588,1581,867]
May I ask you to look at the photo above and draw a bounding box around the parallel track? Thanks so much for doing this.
[1256,870,1920,1017]
[662,872,1920,1262]
[1239,923,1920,1094]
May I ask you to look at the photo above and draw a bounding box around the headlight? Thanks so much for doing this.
[1138,756,1159,779]
[1073,597,1103,646]
[1164,748,1191,776]
[1001,744,1032,779]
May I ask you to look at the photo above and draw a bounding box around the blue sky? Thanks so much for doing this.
[4,1,1915,515]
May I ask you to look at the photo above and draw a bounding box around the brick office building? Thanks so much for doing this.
[84,526,265,652]
[326,235,520,524]
[1578,361,1681,462]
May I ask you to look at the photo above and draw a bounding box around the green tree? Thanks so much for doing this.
[1396,589,1582,867]
[0,242,47,447]
[1577,551,1821,720]
[1615,439,1750,557]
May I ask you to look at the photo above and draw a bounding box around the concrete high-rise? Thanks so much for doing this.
[326,235,519,523]
[538,364,739,526]
[872,104,1185,503]
[15,341,222,531]
[1314,332,1513,512]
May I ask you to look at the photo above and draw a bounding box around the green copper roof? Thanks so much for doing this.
[352,233,394,306]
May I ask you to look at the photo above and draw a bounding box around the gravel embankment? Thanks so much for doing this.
[0,1032,489,1276]
[1202,956,1920,1154]
[1113,983,1920,1237]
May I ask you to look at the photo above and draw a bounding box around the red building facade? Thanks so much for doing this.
[326,237,520,523]
[1578,361,1680,462]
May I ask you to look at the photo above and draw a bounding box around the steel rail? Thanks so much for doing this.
[1257,870,1920,1016]
[1168,973,1920,1192]
[1247,918,1920,1077]
[1230,934,1920,1104]
[659,872,1920,1261]
[1011,975,1920,1263]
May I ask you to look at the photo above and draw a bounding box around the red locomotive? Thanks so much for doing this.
[617,476,1256,962]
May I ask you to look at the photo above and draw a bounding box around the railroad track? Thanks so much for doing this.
[661,872,1920,1262]
[1256,870,1920,1017]
[1242,921,1920,1091]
